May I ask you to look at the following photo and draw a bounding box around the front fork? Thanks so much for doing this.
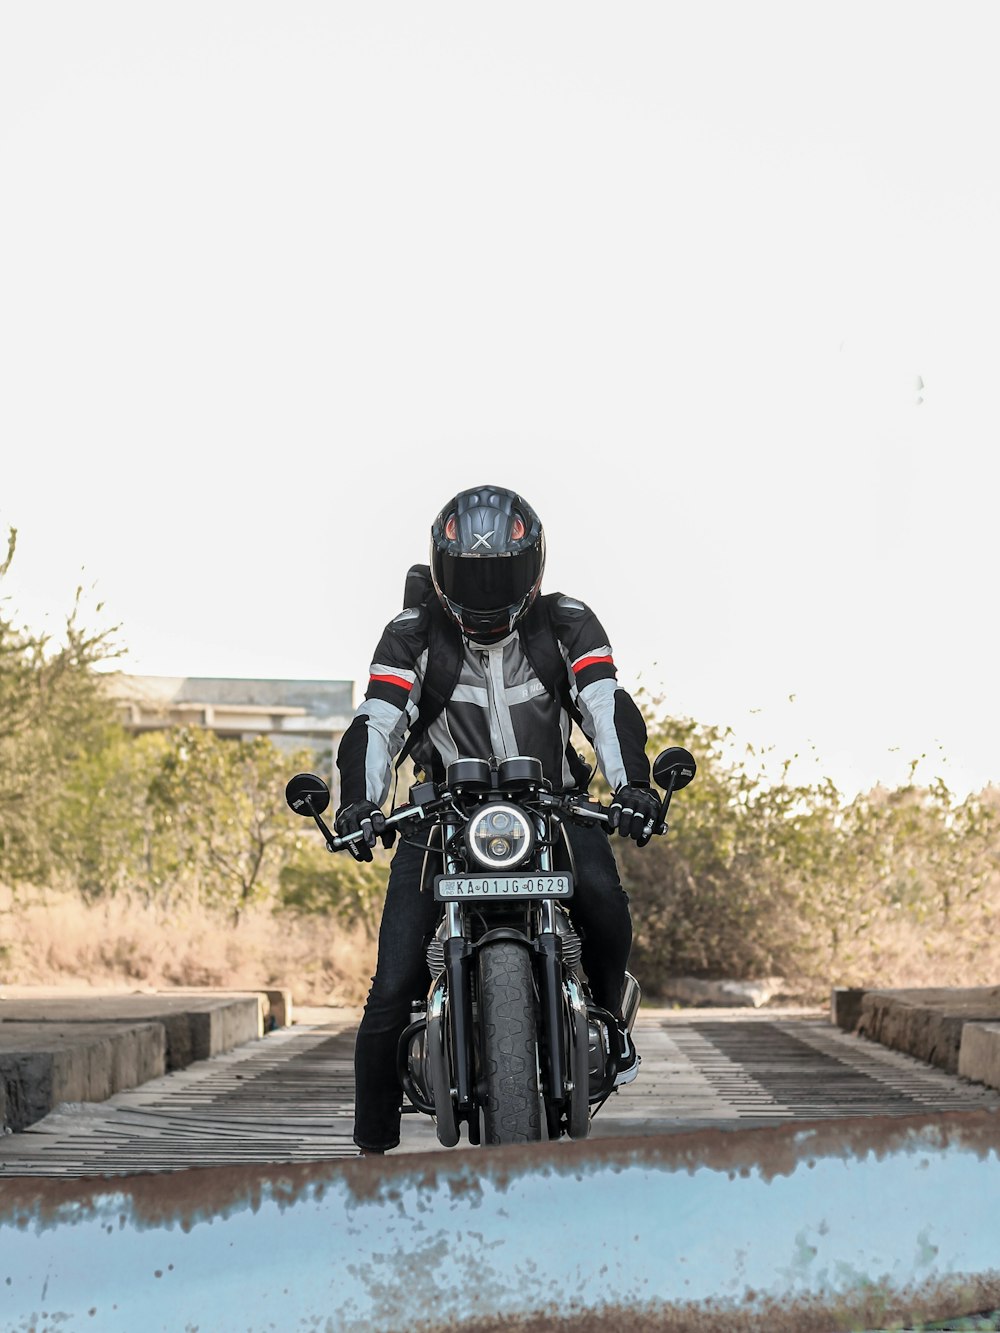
[535,897,569,1109]
[534,821,569,1108]
[439,823,476,1128]
[443,903,474,1111]
[437,816,571,1128]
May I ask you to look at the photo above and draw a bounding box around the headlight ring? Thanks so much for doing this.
[465,803,535,870]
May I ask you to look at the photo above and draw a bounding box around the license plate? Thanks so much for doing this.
[434,873,573,901]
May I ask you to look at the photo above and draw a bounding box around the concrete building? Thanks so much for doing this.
[109,675,356,802]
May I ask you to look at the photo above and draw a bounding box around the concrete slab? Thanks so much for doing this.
[0,1022,165,1132]
[0,991,269,1130]
[959,1022,1000,1089]
[151,987,292,1030]
[856,986,1000,1074]
[831,986,867,1031]
[0,993,264,1070]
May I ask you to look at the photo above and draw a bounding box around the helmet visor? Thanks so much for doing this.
[435,549,541,613]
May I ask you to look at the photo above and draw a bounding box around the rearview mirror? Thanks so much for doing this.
[652,747,697,792]
[285,772,331,817]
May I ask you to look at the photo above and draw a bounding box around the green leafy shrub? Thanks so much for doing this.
[617,707,1000,996]
[278,843,388,932]
[0,528,120,881]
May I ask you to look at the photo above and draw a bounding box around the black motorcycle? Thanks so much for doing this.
[285,747,696,1147]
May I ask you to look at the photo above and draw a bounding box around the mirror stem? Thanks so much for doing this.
[314,813,339,852]
[657,774,677,834]
[303,796,339,853]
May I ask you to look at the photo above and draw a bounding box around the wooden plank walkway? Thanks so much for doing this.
[1,1008,996,1176]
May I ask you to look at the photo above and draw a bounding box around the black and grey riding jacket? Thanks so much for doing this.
[336,595,651,808]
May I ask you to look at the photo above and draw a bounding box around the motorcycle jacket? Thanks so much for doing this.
[337,592,651,808]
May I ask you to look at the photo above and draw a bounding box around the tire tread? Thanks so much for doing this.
[479,942,541,1144]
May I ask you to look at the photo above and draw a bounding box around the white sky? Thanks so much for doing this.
[2,2,998,796]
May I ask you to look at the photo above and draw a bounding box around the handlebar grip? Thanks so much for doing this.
[330,828,363,851]
[330,802,421,850]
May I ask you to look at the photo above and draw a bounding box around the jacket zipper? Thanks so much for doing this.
[483,647,518,757]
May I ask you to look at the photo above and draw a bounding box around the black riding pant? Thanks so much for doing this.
[352,821,633,1151]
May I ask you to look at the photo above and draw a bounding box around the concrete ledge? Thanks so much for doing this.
[0,1022,165,1133]
[0,994,264,1071]
[831,987,867,1032]
[856,987,1000,1074]
[959,1022,1000,1089]
[264,988,292,1030]
[0,990,274,1131]
[192,995,263,1063]
[153,987,292,1032]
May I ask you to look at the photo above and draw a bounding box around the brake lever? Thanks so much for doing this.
[562,797,610,825]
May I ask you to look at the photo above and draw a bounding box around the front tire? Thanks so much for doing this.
[478,941,542,1144]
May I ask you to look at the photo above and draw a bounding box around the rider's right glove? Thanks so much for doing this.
[607,785,661,848]
[335,800,394,862]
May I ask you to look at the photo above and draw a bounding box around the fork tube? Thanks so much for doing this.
[441,823,473,1111]
[534,817,567,1108]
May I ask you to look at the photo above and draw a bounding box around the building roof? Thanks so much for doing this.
[107,675,356,738]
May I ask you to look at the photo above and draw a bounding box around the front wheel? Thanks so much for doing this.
[478,941,542,1144]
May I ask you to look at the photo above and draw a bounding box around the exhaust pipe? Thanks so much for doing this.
[620,972,641,1032]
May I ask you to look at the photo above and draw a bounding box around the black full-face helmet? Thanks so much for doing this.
[430,486,546,641]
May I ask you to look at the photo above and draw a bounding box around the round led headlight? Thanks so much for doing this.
[465,803,535,870]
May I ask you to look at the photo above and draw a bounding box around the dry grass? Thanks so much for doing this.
[0,883,378,1005]
[5,883,998,1011]
[751,895,1000,1006]
[822,908,1000,993]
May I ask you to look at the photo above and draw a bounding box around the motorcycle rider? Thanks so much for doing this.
[336,485,661,1153]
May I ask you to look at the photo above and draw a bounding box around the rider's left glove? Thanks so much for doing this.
[335,800,395,862]
[608,785,661,848]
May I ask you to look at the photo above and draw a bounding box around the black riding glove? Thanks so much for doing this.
[608,785,661,848]
[335,800,394,862]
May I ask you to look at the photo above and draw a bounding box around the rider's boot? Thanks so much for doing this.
[613,1022,640,1087]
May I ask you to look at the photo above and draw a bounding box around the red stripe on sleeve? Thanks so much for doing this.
[370,673,413,691]
[572,654,614,673]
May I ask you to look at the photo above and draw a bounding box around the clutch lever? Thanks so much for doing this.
[307,800,426,854]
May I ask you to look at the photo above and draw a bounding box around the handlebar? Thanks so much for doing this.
[323,787,667,853]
